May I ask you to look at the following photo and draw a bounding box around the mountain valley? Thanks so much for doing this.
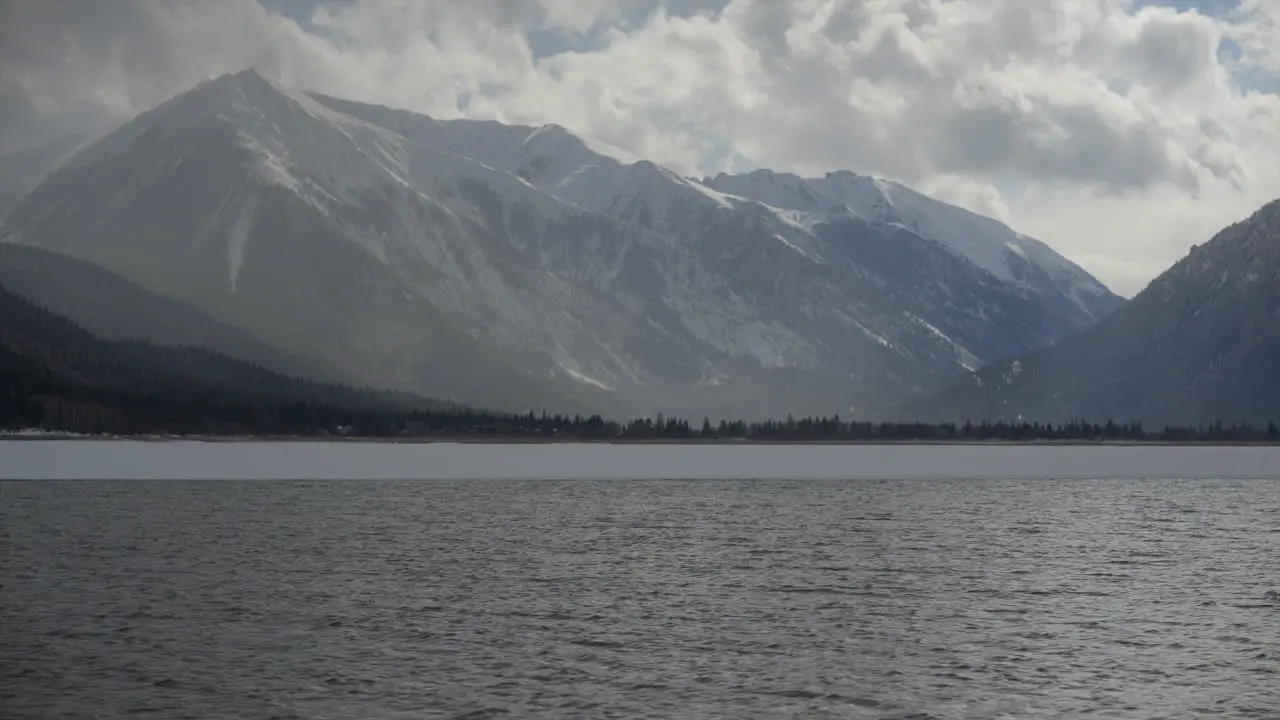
[904,199,1280,428]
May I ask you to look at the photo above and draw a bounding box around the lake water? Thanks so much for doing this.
[2,443,1278,719]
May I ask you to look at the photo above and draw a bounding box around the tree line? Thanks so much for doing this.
[4,282,1278,443]
[6,385,1280,443]
[614,414,1280,443]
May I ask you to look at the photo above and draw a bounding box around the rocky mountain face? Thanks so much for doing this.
[908,199,1280,427]
[701,170,1120,357]
[0,69,1121,419]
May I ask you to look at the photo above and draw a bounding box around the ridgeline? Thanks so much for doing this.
[4,282,1278,444]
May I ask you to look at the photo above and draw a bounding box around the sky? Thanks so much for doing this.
[2,0,1278,296]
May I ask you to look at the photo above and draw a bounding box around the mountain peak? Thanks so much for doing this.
[198,67,281,96]
[179,66,298,117]
[62,66,304,176]
[229,66,270,82]
[824,169,865,182]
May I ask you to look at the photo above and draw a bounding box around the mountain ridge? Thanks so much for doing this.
[0,278,459,428]
[0,243,347,383]
[1,68,1122,419]
[905,198,1280,427]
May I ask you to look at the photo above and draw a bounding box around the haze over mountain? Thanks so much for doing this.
[0,133,88,220]
[909,199,1280,428]
[0,243,338,384]
[1,69,1122,418]
[0,279,456,435]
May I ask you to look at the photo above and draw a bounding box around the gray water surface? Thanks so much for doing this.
[3,476,1278,719]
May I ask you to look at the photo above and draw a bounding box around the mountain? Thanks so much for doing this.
[0,68,1121,418]
[1,71,589,415]
[0,280,458,435]
[0,242,468,414]
[0,243,339,383]
[319,94,1122,408]
[908,199,1280,427]
[702,170,1120,333]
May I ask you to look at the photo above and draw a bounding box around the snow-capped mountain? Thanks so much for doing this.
[0,69,1122,418]
[703,170,1116,318]
[905,198,1280,427]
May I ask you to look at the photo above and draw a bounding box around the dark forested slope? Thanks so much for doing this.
[0,283,458,433]
[0,243,343,383]
[906,199,1280,427]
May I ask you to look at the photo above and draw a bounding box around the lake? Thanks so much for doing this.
[1,442,1277,718]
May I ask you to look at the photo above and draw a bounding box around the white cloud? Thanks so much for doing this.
[1229,0,1280,72]
[2,0,1278,296]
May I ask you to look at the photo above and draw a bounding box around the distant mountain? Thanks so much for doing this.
[907,199,1280,427]
[1,72,589,415]
[0,243,337,383]
[0,281,455,434]
[702,170,1120,334]
[0,69,1121,418]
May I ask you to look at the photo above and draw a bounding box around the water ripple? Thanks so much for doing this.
[2,476,1278,719]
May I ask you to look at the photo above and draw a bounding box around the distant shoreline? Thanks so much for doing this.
[3,432,1278,447]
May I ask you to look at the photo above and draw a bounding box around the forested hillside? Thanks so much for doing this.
[0,284,455,434]
[5,281,1276,443]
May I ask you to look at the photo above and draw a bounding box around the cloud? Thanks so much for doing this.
[1229,0,1280,72]
[0,0,335,150]
[1,0,1278,296]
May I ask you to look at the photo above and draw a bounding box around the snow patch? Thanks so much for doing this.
[768,207,821,232]
[773,233,814,260]
[226,190,257,292]
[855,322,893,349]
[558,362,614,391]
[694,372,726,387]
[679,174,735,209]
[907,313,981,371]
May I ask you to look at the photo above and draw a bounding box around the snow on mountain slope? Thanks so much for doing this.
[3,69,1123,419]
[67,70,412,198]
[326,93,1113,330]
[312,94,740,226]
[704,170,1116,313]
